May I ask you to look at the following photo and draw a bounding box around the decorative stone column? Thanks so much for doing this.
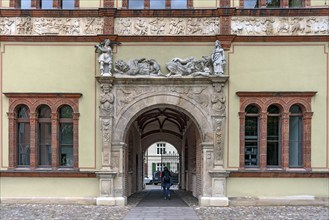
[200,79,229,206]
[96,76,125,206]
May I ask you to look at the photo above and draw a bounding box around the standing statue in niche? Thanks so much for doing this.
[211,40,226,75]
[100,83,114,116]
[95,39,113,76]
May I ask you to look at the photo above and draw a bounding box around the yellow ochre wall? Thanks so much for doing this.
[226,43,329,171]
[1,42,328,199]
[0,42,100,171]
[0,177,99,197]
[227,178,329,197]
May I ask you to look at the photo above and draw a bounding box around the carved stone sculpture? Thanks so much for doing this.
[231,16,329,36]
[95,39,113,76]
[114,17,220,36]
[211,40,226,75]
[211,83,226,116]
[114,58,162,76]
[166,57,211,77]
[100,83,114,117]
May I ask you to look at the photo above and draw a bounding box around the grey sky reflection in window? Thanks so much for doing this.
[171,0,187,9]
[150,0,165,9]
[129,0,144,9]
[62,0,75,9]
[20,0,32,9]
[244,0,259,8]
[41,0,53,9]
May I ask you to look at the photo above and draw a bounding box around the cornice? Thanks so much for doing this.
[1,8,328,17]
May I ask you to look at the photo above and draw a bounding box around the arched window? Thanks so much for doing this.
[266,0,280,7]
[267,105,281,166]
[17,105,30,166]
[289,105,303,167]
[38,105,52,166]
[244,105,259,167]
[59,105,74,167]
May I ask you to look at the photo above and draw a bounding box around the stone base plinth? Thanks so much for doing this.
[96,197,126,206]
[199,196,229,207]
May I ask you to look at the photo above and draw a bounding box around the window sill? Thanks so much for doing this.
[230,170,329,178]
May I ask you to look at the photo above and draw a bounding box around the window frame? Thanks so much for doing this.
[237,92,315,171]
[5,93,81,170]
[239,0,310,8]
[10,0,79,9]
[244,105,260,167]
[16,105,31,167]
[122,0,193,9]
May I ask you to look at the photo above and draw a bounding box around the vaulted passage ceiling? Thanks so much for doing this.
[136,108,189,139]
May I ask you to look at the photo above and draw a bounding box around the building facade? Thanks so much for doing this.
[144,142,179,177]
[0,0,328,206]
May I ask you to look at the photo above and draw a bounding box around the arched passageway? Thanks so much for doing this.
[124,106,202,199]
[96,76,229,207]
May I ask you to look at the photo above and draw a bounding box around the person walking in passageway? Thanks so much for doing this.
[161,167,173,200]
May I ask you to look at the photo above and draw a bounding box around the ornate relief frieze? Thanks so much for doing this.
[114,17,220,36]
[116,85,209,115]
[0,17,103,35]
[231,16,329,36]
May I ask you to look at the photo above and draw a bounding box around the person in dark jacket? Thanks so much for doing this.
[161,167,172,200]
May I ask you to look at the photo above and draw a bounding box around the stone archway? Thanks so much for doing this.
[95,76,229,207]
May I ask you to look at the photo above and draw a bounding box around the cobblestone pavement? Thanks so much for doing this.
[1,190,328,220]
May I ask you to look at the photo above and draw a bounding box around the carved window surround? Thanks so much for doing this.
[4,93,82,170]
[237,91,316,171]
